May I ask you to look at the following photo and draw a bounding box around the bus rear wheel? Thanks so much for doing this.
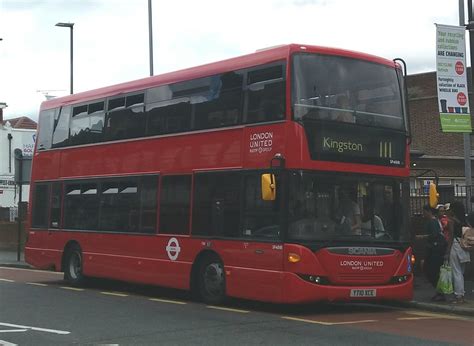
[64,245,85,287]
[198,256,226,305]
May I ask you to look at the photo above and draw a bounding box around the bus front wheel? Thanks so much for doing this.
[198,256,226,304]
[64,245,85,287]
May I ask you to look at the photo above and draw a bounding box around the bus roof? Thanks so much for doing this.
[41,43,398,110]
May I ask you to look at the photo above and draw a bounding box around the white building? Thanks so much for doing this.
[0,115,37,211]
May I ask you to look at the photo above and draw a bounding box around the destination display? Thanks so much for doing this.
[304,123,406,167]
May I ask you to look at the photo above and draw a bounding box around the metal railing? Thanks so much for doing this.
[410,185,474,215]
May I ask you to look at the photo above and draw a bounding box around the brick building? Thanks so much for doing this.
[407,69,473,194]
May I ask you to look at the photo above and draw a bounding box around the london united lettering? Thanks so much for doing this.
[249,132,273,154]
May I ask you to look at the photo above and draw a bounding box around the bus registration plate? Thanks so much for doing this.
[350,289,377,298]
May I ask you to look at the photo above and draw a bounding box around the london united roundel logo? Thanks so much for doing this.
[166,237,181,261]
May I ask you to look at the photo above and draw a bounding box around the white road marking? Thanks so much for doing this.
[60,286,84,291]
[101,291,128,297]
[206,306,250,313]
[26,282,48,287]
[0,279,14,283]
[0,339,18,345]
[149,298,187,305]
[282,316,377,326]
[0,323,70,335]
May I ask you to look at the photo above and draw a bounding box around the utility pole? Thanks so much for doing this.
[459,0,473,186]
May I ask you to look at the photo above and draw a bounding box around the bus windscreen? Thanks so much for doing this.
[292,53,405,131]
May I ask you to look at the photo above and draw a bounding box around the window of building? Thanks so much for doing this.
[49,182,62,228]
[192,172,241,237]
[64,182,99,230]
[159,175,191,235]
[52,106,71,148]
[37,109,57,150]
[105,93,146,141]
[32,184,50,228]
[242,173,281,239]
[245,64,285,124]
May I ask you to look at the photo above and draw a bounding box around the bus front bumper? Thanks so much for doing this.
[282,272,413,304]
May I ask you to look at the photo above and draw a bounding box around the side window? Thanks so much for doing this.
[140,176,158,233]
[194,72,243,130]
[242,173,281,239]
[105,93,146,141]
[88,101,105,142]
[69,104,89,145]
[99,179,139,232]
[69,100,105,145]
[192,172,241,237]
[49,182,62,228]
[146,84,192,135]
[64,182,99,230]
[245,64,286,124]
[32,183,50,228]
[159,175,191,235]
[52,106,71,148]
[37,109,56,150]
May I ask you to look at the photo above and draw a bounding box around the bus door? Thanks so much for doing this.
[228,173,284,301]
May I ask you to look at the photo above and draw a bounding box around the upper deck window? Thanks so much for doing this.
[292,54,405,131]
[37,108,57,150]
[245,64,285,124]
[105,93,146,141]
[52,106,71,148]
[70,100,105,145]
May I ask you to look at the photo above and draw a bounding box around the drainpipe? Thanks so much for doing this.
[7,133,13,173]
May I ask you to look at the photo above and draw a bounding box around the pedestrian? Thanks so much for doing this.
[436,204,449,241]
[417,204,447,301]
[446,202,471,304]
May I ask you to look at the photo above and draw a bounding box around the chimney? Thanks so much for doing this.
[0,102,8,125]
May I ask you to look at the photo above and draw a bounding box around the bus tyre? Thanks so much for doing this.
[198,256,226,305]
[64,245,85,287]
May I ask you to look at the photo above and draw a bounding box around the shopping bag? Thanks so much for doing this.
[436,264,453,295]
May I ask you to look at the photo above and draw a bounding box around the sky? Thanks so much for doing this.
[0,0,462,121]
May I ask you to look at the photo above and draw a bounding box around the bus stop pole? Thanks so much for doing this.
[461,0,473,188]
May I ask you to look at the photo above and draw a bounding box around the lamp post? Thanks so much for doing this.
[55,22,74,94]
[148,0,154,76]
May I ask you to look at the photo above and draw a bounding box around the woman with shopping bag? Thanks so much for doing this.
[446,202,471,304]
[417,205,447,301]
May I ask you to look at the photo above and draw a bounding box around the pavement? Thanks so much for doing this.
[1,250,473,317]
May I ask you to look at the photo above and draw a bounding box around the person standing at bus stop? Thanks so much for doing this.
[436,204,449,241]
[446,202,471,304]
[418,204,447,301]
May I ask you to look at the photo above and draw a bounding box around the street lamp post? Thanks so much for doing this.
[148,0,154,76]
[55,22,74,94]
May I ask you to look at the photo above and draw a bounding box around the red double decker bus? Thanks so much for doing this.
[26,44,414,304]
